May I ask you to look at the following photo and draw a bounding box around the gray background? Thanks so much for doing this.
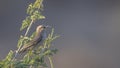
[0,0,120,68]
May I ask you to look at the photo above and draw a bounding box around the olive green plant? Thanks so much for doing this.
[0,0,59,68]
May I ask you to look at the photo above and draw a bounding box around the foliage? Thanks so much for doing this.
[0,0,59,68]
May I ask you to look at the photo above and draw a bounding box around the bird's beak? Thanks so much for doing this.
[43,25,51,28]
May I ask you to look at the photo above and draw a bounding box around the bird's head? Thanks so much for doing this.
[36,25,51,33]
[36,25,46,33]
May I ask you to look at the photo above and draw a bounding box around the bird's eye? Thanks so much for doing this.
[43,26,46,28]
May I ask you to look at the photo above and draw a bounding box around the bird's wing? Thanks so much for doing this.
[18,34,43,53]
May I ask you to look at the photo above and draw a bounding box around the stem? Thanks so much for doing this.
[48,56,54,68]
[25,19,34,36]
[13,19,34,60]
[19,19,34,51]
[29,65,32,68]
[18,19,34,51]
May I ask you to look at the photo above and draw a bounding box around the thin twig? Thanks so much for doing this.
[29,65,33,68]
[13,19,34,60]
[25,19,34,36]
[48,56,54,68]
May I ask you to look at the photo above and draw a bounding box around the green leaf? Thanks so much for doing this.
[17,35,31,48]
[51,48,58,54]
[5,50,14,61]
[33,0,43,10]
[50,28,54,38]
[27,3,34,15]
[20,16,31,31]
[14,61,29,68]
[43,28,59,48]
[38,14,45,19]
[0,60,4,68]
[17,35,24,48]
[23,54,30,64]
[30,10,45,20]
[30,31,36,40]
[52,35,60,41]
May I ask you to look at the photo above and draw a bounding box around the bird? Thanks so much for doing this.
[18,25,46,53]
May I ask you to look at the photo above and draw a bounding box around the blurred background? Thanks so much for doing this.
[0,0,120,68]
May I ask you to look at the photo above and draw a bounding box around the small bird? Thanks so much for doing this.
[18,25,46,53]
